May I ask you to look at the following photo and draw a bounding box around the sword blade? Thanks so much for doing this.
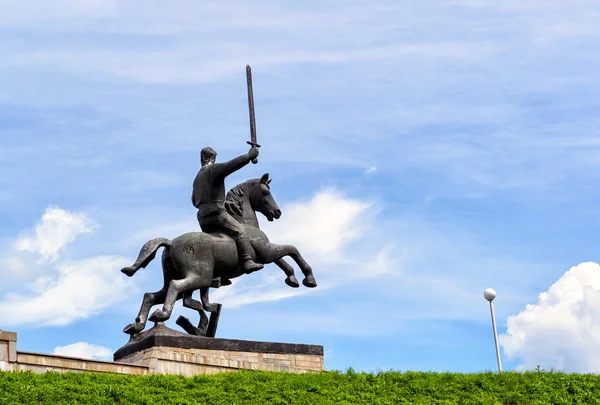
[246,65,258,146]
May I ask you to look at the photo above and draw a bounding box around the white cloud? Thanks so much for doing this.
[499,262,600,373]
[0,255,133,326]
[209,189,378,307]
[0,207,134,327]
[53,342,112,361]
[13,206,96,261]
[262,190,372,259]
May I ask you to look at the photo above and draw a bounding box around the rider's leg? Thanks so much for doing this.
[236,237,263,273]
[217,211,263,273]
[198,211,234,287]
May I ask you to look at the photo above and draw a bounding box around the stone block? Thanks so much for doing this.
[0,330,17,342]
[0,344,7,362]
[123,351,144,364]
[263,358,292,366]
[294,354,319,362]
[294,360,322,371]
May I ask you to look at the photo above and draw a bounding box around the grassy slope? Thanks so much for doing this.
[1,370,599,404]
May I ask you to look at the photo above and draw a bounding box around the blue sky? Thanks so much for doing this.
[2,0,600,373]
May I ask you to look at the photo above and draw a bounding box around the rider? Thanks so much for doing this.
[192,146,264,275]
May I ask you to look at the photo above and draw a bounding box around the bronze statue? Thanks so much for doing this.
[120,172,317,336]
[119,66,317,338]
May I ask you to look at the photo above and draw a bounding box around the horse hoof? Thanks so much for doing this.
[303,276,317,288]
[149,310,168,323]
[285,276,300,288]
[121,266,137,277]
[123,322,144,335]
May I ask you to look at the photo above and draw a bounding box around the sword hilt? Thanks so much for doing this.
[247,141,261,164]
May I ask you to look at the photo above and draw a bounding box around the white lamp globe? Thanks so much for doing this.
[484,288,497,302]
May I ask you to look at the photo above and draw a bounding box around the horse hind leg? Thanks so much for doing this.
[149,236,216,323]
[200,287,220,313]
[123,245,174,335]
[176,292,209,336]
[199,287,222,337]
[149,277,206,322]
[123,287,167,335]
[184,293,209,333]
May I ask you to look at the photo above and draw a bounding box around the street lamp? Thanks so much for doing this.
[484,288,502,373]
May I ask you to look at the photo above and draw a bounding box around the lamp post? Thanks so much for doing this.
[484,288,502,373]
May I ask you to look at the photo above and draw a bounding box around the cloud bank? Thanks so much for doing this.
[13,206,96,261]
[0,207,133,327]
[500,262,600,373]
[212,189,377,307]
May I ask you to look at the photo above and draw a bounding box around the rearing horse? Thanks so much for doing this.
[121,173,317,335]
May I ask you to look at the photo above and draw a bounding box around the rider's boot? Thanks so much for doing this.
[236,237,263,274]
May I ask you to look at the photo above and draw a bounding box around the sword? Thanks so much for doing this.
[246,65,260,164]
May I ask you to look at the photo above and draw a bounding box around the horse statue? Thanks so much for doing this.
[120,173,317,336]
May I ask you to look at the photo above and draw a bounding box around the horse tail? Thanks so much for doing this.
[121,237,172,277]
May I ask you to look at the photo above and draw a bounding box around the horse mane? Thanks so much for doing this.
[225,179,259,216]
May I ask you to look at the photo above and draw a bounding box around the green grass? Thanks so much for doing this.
[1,369,599,404]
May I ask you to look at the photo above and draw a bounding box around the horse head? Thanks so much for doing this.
[225,174,282,223]
[249,173,281,222]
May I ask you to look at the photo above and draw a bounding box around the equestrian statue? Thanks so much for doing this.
[120,66,317,338]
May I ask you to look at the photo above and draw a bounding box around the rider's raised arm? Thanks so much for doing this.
[213,153,251,178]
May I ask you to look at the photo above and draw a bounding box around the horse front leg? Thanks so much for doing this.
[263,243,317,288]
[274,258,300,288]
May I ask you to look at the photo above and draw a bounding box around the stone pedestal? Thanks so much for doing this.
[114,323,324,376]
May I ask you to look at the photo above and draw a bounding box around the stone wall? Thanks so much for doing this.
[0,330,324,377]
[0,330,148,375]
[15,351,148,375]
